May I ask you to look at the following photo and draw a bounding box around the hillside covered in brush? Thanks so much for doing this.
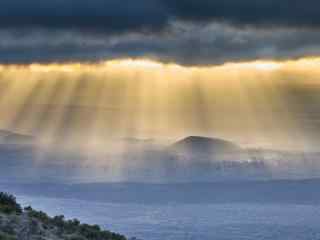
[0,192,126,240]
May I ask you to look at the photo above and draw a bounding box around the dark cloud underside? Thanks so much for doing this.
[0,0,167,33]
[1,0,320,31]
[1,0,320,64]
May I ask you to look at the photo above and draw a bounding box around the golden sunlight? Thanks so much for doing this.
[0,57,319,151]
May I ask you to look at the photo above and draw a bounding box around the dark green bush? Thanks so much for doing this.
[63,219,81,234]
[0,193,22,215]
[24,206,32,211]
[28,210,50,225]
[0,232,17,240]
[79,223,126,240]
[52,215,65,228]
[66,235,87,240]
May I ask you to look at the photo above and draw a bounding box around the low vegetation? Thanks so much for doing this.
[0,192,127,240]
[0,192,22,215]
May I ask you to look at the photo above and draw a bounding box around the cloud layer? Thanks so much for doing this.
[1,0,320,64]
[2,0,320,31]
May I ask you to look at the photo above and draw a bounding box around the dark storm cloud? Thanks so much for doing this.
[165,0,320,29]
[1,0,320,64]
[0,0,168,33]
[1,25,320,65]
[1,0,320,32]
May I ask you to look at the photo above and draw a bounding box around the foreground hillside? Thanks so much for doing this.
[0,192,127,240]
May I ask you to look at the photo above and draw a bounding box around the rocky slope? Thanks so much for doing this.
[0,192,126,240]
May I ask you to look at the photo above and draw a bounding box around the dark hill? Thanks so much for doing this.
[0,130,34,145]
[169,136,241,155]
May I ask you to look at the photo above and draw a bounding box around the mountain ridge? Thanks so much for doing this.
[0,130,34,145]
[169,136,241,155]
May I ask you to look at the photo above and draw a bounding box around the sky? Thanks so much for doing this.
[1,0,320,151]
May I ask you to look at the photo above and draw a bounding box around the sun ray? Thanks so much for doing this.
[0,57,320,154]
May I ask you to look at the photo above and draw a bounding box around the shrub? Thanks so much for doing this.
[66,235,87,240]
[63,219,80,234]
[70,219,80,227]
[0,193,22,215]
[24,206,33,211]
[28,210,50,225]
[52,215,65,228]
[0,232,17,240]
[78,223,126,240]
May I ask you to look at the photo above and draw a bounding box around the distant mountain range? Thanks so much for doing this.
[0,130,320,183]
[0,130,34,145]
